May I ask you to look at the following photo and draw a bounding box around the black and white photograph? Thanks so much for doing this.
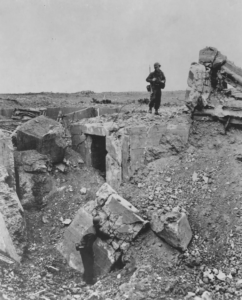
[0,0,242,299]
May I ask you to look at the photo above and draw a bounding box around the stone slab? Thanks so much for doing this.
[0,212,20,262]
[16,115,67,163]
[80,122,114,136]
[58,183,147,276]
[151,211,192,251]
[58,207,115,274]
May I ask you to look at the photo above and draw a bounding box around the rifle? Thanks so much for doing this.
[147,65,152,93]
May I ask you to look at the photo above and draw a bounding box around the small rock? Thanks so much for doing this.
[172,206,180,213]
[201,291,213,300]
[80,187,87,195]
[217,270,226,281]
[231,268,237,276]
[192,172,198,182]
[203,277,209,284]
[62,219,72,226]
[213,268,218,275]
[42,215,49,223]
[56,163,66,173]
[236,279,242,290]
[185,292,196,299]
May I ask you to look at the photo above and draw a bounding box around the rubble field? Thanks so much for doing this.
[1,47,242,300]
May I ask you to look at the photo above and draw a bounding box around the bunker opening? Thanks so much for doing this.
[89,135,107,178]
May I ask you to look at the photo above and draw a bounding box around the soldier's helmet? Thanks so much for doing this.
[154,62,161,68]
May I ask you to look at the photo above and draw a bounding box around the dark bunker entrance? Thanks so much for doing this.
[90,135,107,179]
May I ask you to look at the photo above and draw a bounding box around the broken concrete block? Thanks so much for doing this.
[58,183,147,276]
[16,169,53,208]
[151,211,192,251]
[57,207,115,275]
[0,129,16,188]
[199,47,242,90]
[14,150,49,173]
[0,212,20,262]
[199,47,227,69]
[0,166,26,257]
[16,115,68,163]
[96,182,117,200]
[79,122,114,136]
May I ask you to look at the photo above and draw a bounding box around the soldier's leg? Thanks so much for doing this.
[154,90,161,112]
[149,91,155,111]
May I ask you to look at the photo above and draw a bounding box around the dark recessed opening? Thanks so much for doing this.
[91,135,107,178]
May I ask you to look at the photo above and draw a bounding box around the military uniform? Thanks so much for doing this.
[146,67,166,113]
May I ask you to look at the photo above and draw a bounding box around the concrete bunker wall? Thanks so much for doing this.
[70,120,191,189]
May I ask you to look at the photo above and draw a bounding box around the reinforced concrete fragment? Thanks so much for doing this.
[58,183,148,276]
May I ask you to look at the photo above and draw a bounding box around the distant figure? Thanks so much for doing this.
[75,216,109,285]
[146,62,166,115]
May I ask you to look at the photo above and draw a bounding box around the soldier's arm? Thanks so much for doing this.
[96,229,110,240]
[146,73,153,83]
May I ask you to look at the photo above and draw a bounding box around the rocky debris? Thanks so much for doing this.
[16,115,69,163]
[151,210,192,251]
[185,62,210,112]
[186,46,242,125]
[137,98,149,104]
[14,151,53,208]
[199,47,242,90]
[11,107,46,121]
[58,183,148,276]
[80,187,87,195]
[14,150,50,173]
[92,98,112,104]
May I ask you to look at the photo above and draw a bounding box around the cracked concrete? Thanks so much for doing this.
[58,183,148,276]
[70,114,190,189]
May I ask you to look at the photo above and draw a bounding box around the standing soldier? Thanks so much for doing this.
[146,62,166,115]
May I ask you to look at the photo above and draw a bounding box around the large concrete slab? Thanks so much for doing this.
[58,183,147,276]
[16,115,67,163]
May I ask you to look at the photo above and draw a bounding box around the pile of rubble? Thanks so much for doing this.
[92,98,112,104]
[186,46,242,127]
[11,107,47,121]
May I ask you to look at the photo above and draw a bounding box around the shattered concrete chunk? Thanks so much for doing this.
[96,182,117,200]
[14,150,49,173]
[185,62,210,111]
[0,212,20,262]
[14,152,53,208]
[151,211,192,251]
[0,165,26,258]
[16,115,68,163]
[58,183,148,275]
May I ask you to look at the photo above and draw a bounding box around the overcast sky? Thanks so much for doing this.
[0,0,241,93]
